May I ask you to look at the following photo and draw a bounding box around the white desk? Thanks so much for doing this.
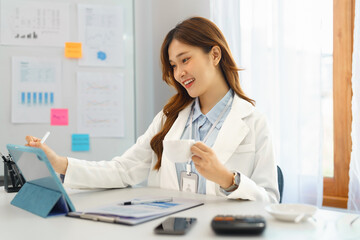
[1,187,360,240]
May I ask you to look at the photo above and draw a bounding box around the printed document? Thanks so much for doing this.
[0,0,69,46]
[77,72,125,137]
[11,57,62,123]
[67,197,204,225]
[78,4,125,67]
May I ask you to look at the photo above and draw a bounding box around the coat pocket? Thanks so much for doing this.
[227,144,256,175]
[235,144,255,153]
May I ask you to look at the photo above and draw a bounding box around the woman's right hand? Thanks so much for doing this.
[25,136,68,175]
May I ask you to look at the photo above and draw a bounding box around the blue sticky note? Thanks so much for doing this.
[72,134,90,151]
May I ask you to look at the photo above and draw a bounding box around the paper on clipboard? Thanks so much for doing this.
[66,197,203,225]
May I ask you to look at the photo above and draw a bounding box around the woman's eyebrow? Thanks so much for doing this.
[176,51,189,58]
[169,51,189,62]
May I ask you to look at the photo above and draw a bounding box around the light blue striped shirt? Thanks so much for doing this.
[175,89,234,194]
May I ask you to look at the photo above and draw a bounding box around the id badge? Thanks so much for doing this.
[180,171,198,193]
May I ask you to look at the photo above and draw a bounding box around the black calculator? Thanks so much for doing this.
[211,215,266,235]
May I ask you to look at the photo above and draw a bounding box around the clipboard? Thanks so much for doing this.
[6,144,76,218]
[67,197,204,225]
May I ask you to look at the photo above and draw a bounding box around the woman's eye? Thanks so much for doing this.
[170,64,176,69]
[182,58,189,63]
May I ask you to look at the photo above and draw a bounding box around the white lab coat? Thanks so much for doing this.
[64,94,280,203]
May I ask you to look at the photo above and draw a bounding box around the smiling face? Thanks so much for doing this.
[168,39,221,99]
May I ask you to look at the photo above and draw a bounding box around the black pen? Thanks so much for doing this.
[1,152,17,186]
[119,197,173,205]
[1,152,24,187]
[0,152,8,162]
[9,156,25,186]
[7,162,18,187]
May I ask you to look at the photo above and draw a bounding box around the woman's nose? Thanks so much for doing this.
[176,67,185,80]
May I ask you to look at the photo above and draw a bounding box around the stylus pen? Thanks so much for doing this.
[41,131,50,144]
[119,197,173,205]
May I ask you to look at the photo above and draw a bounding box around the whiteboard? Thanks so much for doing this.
[0,0,135,176]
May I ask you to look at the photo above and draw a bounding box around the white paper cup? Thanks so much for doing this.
[163,139,195,163]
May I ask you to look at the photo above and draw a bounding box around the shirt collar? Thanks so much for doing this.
[186,89,234,129]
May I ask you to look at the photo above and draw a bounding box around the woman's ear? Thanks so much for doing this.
[210,46,221,66]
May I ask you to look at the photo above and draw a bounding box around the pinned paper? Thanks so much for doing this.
[65,42,82,58]
[51,108,68,125]
[78,5,124,66]
[11,57,62,123]
[72,134,90,151]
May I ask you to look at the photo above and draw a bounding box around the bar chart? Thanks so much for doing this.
[20,92,54,105]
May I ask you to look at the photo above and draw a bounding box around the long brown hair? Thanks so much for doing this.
[151,16,255,170]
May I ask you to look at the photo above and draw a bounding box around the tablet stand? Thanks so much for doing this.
[11,181,70,218]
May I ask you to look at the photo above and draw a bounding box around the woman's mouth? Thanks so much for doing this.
[183,78,195,89]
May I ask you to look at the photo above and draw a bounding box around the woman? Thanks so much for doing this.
[26,17,279,203]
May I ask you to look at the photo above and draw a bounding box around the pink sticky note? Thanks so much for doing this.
[51,108,68,126]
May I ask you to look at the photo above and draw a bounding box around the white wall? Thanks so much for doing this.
[134,0,211,136]
[0,0,136,176]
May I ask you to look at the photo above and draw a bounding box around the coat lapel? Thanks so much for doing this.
[163,104,192,141]
[212,95,254,164]
[206,95,254,195]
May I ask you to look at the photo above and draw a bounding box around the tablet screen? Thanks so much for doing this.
[12,150,58,190]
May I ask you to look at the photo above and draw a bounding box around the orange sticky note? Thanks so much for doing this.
[65,42,82,58]
[51,108,68,126]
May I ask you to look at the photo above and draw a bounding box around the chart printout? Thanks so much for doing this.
[77,72,125,137]
[12,57,62,123]
[78,4,125,67]
[0,0,69,46]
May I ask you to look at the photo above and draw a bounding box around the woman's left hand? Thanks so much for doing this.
[191,141,234,189]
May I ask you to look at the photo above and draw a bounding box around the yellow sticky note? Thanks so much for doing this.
[65,42,82,58]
